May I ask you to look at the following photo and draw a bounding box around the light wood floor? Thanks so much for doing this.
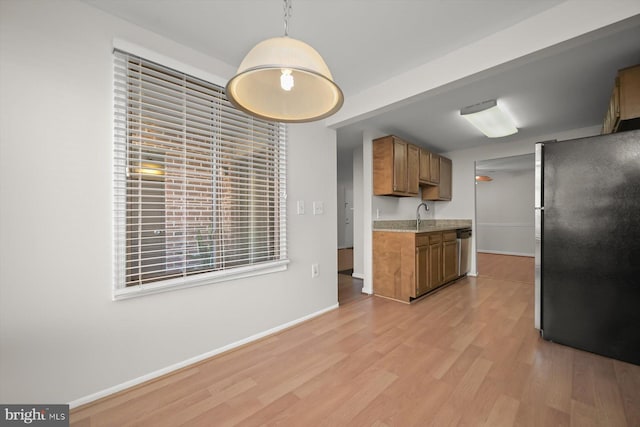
[477,252,534,284]
[338,272,367,306]
[71,254,640,426]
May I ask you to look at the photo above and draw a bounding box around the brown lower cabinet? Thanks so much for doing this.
[442,231,459,282]
[373,229,460,303]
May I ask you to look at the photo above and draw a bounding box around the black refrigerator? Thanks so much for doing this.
[534,129,640,365]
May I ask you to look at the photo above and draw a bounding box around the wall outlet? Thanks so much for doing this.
[312,201,324,215]
[311,263,319,278]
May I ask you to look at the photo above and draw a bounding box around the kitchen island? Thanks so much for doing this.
[373,219,472,303]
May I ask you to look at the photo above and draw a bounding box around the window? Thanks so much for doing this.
[113,49,287,299]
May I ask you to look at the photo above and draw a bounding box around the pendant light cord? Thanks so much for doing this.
[283,0,292,36]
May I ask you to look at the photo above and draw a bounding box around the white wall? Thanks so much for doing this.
[373,195,435,221]
[0,0,338,405]
[476,168,535,256]
[437,125,601,274]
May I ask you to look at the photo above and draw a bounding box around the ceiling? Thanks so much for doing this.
[83,1,640,155]
[337,15,640,155]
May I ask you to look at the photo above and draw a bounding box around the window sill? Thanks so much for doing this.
[113,259,290,301]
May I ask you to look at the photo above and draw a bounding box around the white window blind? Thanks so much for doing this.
[113,49,287,298]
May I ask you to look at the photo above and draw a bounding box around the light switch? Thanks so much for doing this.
[297,200,305,215]
[313,201,324,215]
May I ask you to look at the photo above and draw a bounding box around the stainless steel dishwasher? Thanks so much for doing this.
[457,228,472,276]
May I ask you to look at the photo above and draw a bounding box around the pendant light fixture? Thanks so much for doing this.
[226,0,344,123]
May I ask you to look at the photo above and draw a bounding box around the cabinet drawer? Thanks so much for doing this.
[417,232,443,246]
[416,234,430,246]
[443,231,457,242]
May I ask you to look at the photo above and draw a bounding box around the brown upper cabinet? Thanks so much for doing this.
[373,135,452,201]
[602,64,640,134]
[373,135,419,196]
[419,149,439,185]
[429,152,440,184]
[422,156,452,201]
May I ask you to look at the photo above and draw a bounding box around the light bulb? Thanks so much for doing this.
[280,69,294,91]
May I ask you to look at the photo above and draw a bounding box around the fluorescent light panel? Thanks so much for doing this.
[460,100,518,138]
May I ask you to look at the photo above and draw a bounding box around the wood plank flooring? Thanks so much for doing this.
[71,254,640,426]
[477,252,534,284]
[338,272,366,306]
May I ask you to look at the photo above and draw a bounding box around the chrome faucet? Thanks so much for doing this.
[416,202,430,229]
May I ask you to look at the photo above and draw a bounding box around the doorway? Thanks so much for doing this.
[475,154,535,276]
[337,144,365,305]
[338,172,362,305]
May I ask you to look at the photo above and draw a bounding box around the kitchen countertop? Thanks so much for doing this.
[373,219,472,233]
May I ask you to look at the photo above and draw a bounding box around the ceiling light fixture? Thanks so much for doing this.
[226,0,343,123]
[460,99,518,138]
[475,175,493,182]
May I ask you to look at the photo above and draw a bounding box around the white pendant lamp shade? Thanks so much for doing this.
[226,36,344,123]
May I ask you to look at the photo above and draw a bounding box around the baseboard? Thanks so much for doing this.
[478,250,534,257]
[68,303,339,409]
[352,272,364,280]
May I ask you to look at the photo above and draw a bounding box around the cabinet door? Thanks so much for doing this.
[619,65,640,121]
[429,153,440,184]
[407,144,420,195]
[443,238,459,282]
[393,140,408,193]
[419,149,431,182]
[428,241,443,289]
[416,246,429,296]
[612,78,621,132]
[438,157,452,201]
